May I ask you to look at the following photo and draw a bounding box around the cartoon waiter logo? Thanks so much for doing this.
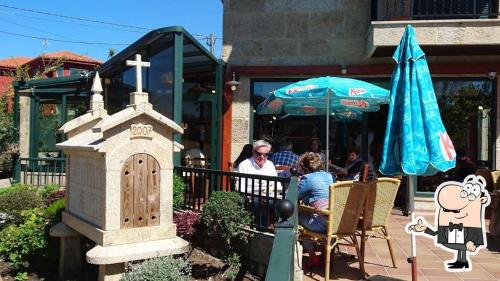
[407,175,490,272]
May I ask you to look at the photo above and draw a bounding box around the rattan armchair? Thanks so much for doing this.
[490,170,500,192]
[298,180,369,280]
[358,177,401,268]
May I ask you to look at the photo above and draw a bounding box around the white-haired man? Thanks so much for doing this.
[236,140,279,178]
[236,140,282,229]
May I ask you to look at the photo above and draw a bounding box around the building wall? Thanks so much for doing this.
[223,0,377,161]
[223,0,374,66]
[223,0,500,171]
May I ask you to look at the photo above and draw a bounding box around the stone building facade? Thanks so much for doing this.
[222,0,500,199]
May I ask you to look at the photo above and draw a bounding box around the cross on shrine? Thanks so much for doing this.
[126,54,150,93]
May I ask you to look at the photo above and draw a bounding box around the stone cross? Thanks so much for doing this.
[126,54,150,93]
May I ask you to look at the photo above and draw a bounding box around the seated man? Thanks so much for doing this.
[269,141,299,177]
[332,146,364,180]
[236,140,281,195]
[236,140,282,228]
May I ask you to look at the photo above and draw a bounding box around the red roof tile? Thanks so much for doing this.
[0,57,32,68]
[39,51,102,64]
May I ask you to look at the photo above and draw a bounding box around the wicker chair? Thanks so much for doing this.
[490,170,500,192]
[298,181,369,281]
[275,165,291,172]
[358,177,401,268]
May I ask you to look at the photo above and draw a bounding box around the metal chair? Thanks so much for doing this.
[298,181,369,280]
[358,177,401,268]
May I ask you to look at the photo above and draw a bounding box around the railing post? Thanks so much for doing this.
[13,154,20,183]
[265,177,299,281]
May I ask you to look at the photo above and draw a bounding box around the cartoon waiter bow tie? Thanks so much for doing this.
[448,222,463,231]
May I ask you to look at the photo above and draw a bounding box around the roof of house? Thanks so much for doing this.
[37,51,102,64]
[0,57,32,68]
[0,51,102,69]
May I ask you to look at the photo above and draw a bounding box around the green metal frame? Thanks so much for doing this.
[13,26,226,171]
[265,177,298,281]
[173,31,184,166]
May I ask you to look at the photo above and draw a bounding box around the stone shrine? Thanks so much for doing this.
[52,54,188,281]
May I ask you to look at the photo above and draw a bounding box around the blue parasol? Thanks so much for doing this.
[257,76,390,167]
[379,25,456,280]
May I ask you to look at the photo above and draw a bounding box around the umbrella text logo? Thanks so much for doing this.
[439,132,456,161]
[269,99,283,109]
[286,85,317,95]
[348,88,367,96]
[340,99,369,109]
[302,105,316,114]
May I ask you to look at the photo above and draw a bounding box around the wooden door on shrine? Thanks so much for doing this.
[121,153,160,229]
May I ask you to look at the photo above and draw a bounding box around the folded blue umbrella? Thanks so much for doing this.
[380,25,456,176]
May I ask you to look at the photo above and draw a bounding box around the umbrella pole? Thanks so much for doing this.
[408,175,418,281]
[325,90,330,171]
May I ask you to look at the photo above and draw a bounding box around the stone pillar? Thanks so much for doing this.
[49,223,82,280]
[98,263,126,281]
[18,89,31,158]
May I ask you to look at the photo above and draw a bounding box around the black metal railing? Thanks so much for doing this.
[373,0,498,20]
[13,160,290,231]
[174,166,291,231]
[15,157,66,188]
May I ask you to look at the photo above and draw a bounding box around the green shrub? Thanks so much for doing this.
[223,251,241,280]
[0,189,44,226]
[121,256,191,281]
[44,198,65,223]
[173,174,186,209]
[0,208,47,268]
[39,184,60,201]
[200,191,252,254]
[14,271,28,281]
[0,183,35,196]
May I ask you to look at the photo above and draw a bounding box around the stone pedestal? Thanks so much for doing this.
[49,223,82,281]
[98,263,125,281]
[53,59,188,281]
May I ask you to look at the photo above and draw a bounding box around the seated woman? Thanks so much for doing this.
[297,152,335,269]
[332,146,364,180]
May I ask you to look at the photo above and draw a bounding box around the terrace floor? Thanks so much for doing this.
[302,209,500,281]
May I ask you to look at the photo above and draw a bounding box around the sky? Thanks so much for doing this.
[0,1,223,62]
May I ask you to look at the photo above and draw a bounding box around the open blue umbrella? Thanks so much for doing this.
[257,76,390,166]
[379,25,457,280]
[258,76,389,117]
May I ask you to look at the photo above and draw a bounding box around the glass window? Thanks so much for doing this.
[104,36,175,119]
[180,37,218,166]
[35,95,90,158]
[69,68,86,76]
[57,67,64,77]
[37,100,62,158]
[418,79,494,193]
[251,78,496,194]
[148,46,174,118]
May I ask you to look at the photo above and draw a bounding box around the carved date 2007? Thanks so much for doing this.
[130,124,153,138]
